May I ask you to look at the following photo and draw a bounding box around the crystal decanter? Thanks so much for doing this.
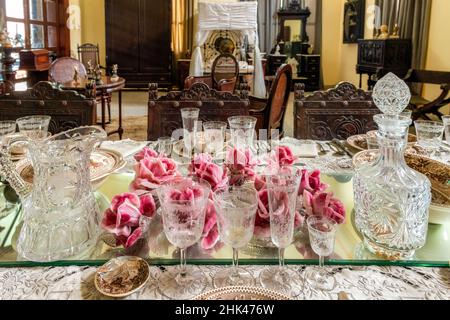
[353,73,432,259]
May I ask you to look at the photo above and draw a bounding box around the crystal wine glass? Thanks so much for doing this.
[414,120,445,157]
[259,167,302,297]
[16,115,51,141]
[156,177,211,299]
[228,116,257,150]
[203,121,227,158]
[212,185,258,288]
[181,108,200,158]
[443,115,450,143]
[0,121,17,150]
[157,136,173,157]
[304,216,337,291]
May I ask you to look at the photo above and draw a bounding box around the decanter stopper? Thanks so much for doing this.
[0,149,32,198]
[372,73,411,115]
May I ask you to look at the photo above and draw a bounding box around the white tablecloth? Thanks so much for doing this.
[0,265,448,300]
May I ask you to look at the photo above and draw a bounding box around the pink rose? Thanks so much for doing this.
[272,146,296,166]
[139,193,157,218]
[189,154,228,192]
[130,157,179,192]
[102,192,156,248]
[201,200,220,250]
[302,190,346,224]
[298,169,328,196]
[226,148,256,186]
[254,175,266,191]
[134,147,159,162]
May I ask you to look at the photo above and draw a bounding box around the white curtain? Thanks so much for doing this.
[190,1,266,98]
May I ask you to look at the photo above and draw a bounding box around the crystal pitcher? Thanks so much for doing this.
[0,126,106,262]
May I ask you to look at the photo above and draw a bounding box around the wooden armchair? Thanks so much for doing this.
[403,69,450,121]
[184,54,239,93]
[248,64,292,134]
[294,82,380,140]
[0,81,96,134]
[148,82,249,140]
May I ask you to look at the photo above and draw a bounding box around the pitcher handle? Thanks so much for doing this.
[0,148,32,199]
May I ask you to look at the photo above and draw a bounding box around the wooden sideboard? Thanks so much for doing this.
[356,39,412,89]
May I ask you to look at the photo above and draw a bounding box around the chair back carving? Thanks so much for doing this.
[0,81,96,134]
[148,83,249,140]
[294,82,380,140]
[77,43,101,70]
[212,53,239,90]
[184,76,213,91]
[49,57,87,84]
[266,64,292,132]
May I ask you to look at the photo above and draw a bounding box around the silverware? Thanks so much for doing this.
[332,139,356,157]
[328,141,346,157]
[316,142,328,156]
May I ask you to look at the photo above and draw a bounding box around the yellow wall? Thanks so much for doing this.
[423,0,450,113]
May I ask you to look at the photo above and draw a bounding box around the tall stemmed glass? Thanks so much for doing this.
[304,216,337,291]
[156,177,211,299]
[0,121,17,150]
[181,108,200,159]
[414,120,445,158]
[259,167,302,296]
[228,116,257,150]
[16,115,51,141]
[213,185,258,288]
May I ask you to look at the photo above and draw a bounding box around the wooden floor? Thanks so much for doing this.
[105,91,295,141]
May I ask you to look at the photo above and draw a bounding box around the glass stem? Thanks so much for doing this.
[179,248,187,277]
[232,248,239,277]
[278,248,285,270]
[319,255,325,270]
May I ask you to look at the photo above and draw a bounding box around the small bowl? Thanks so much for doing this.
[94,256,150,298]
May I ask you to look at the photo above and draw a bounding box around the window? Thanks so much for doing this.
[1,0,67,55]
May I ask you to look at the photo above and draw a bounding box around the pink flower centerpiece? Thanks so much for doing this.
[225,147,256,186]
[130,149,179,193]
[101,192,156,248]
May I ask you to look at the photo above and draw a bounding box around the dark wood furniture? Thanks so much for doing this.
[249,64,293,134]
[105,0,172,88]
[0,81,96,134]
[294,82,380,140]
[277,2,311,46]
[356,39,412,89]
[19,49,51,87]
[61,76,126,139]
[267,54,287,76]
[184,54,238,93]
[77,43,102,70]
[343,0,366,44]
[296,54,321,91]
[177,59,191,90]
[147,83,250,141]
[403,69,450,121]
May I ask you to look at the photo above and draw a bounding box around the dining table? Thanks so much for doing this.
[0,138,449,300]
[61,76,126,140]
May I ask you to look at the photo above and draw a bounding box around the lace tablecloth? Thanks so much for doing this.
[1,265,449,300]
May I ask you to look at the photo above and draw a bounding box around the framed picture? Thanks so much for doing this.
[343,0,366,44]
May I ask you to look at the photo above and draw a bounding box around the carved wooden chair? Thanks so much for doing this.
[294,82,380,140]
[49,57,87,84]
[0,81,96,134]
[77,43,102,70]
[184,54,239,93]
[248,64,292,134]
[403,69,450,121]
[148,82,249,140]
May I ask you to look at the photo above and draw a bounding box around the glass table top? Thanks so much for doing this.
[0,173,449,268]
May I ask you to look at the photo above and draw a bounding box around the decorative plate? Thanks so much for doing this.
[94,256,150,298]
[353,150,450,224]
[15,148,126,188]
[193,286,291,300]
[347,132,417,152]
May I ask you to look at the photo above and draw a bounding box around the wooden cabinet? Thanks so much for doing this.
[296,54,321,91]
[356,39,412,89]
[105,0,172,88]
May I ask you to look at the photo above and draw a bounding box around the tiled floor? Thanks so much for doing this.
[106,90,296,140]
